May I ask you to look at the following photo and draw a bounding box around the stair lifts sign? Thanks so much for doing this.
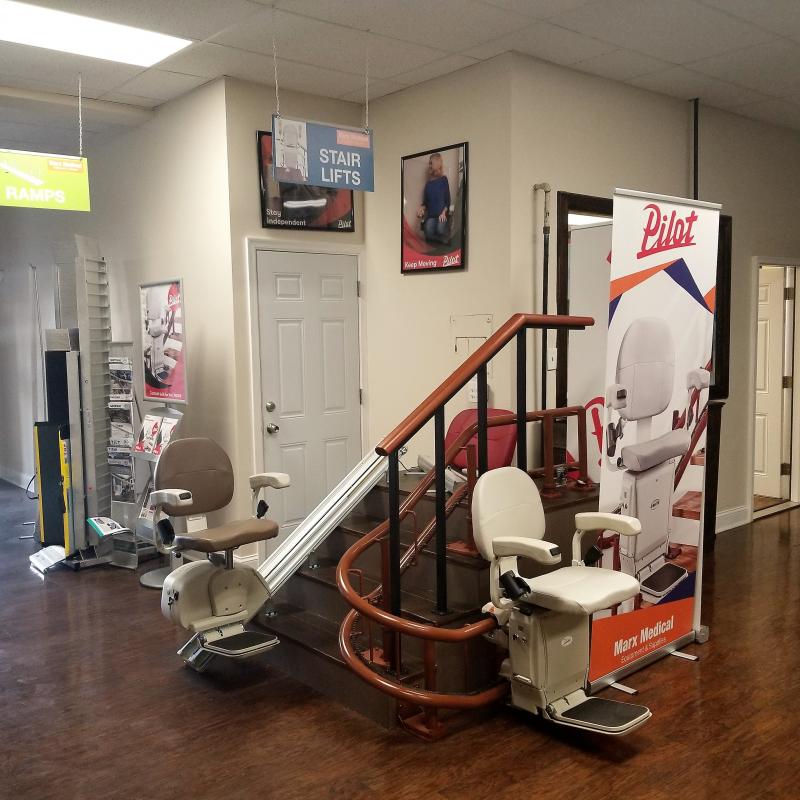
[590,189,720,685]
[0,148,90,211]
[272,115,374,191]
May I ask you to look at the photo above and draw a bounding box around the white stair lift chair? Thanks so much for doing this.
[474,467,651,735]
[152,437,290,672]
[606,317,699,602]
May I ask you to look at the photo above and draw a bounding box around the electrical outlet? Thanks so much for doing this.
[468,376,478,403]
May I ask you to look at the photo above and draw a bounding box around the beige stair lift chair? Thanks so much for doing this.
[151,437,289,672]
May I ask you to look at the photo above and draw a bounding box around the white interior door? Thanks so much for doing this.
[754,267,784,498]
[256,249,362,542]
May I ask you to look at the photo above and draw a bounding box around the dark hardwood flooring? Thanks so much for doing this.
[3,479,800,800]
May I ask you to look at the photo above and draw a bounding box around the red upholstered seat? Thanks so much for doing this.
[445,409,517,471]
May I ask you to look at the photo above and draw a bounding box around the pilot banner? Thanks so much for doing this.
[589,189,720,685]
[272,115,374,191]
[0,148,90,211]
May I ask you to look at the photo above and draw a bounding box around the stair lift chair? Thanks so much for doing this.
[474,467,651,734]
[151,437,289,672]
[605,317,697,603]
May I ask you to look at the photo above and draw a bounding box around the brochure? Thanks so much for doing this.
[109,356,133,401]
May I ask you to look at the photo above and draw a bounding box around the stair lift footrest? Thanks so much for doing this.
[641,562,688,596]
[557,697,650,733]
[201,631,280,658]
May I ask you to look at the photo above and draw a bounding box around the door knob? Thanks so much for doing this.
[266,423,280,434]
[265,401,276,412]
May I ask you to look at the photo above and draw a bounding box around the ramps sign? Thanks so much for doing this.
[0,148,90,211]
[272,115,373,191]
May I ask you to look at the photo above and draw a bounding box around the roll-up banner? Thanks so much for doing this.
[589,189,720,686]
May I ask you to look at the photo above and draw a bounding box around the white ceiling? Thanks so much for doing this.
[1,0,800,154]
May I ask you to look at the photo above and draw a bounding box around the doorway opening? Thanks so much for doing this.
[752,261,800,520]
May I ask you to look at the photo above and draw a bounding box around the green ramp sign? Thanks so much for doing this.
[0,148,90,212]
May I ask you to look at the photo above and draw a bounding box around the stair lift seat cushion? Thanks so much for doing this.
[445,409,518,471]
[621,428,691,472]
[155,437,235,517]
[472,467,546,561]
[527,567,640,615]
[173,517,279,553]
[616,317,675,421]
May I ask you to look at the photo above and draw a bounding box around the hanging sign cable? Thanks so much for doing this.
[271,6,281,118]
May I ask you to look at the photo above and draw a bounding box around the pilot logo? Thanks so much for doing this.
[650,498,660,510]
[637,203,698,259]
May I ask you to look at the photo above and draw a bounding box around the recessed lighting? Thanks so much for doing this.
[569,213,612,227]
[0,0,191,67]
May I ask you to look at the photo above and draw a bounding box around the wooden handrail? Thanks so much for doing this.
[376,313,594,456]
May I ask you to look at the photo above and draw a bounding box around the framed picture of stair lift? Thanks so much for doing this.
[139,278,188,405]
[257,131,355,232]
[401,142,467,273]
[589,189,721,688]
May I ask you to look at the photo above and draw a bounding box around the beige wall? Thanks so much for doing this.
[223,78,363,524]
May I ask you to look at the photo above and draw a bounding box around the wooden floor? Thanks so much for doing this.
[3,479,800,800]
[753,494,784,512]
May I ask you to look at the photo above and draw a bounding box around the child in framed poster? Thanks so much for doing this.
[140,279,187,404]
[401,142,467,273]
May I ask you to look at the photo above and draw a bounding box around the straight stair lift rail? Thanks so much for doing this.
[258,449,388,596]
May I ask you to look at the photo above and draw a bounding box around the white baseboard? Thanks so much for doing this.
[0,464,30,489]
[715,505,751,533]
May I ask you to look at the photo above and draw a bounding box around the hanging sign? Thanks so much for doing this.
[272,115,374,191]
[0,148,90,211]
[589,189,720,686]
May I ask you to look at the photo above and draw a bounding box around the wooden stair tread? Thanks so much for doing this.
[673,490,702,520]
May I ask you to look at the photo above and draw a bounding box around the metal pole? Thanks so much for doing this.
[477,365,488,474]
[516,329,527,472]
[434,407,448,614]
[388,451,401,616]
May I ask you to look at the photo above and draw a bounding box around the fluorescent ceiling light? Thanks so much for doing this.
[0,0,191,67]
[568,213,612,227]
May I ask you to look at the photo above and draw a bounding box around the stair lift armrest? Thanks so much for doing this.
[249,472,291,491]
[150,489,193,508]
[687,368,711,391]
[492,536,562,566]
[572,512,641,564]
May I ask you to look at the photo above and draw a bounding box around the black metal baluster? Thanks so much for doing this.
[388,451,401,616]
[477,365,488,474]
[516,328,527,473]
[434,406,448,614]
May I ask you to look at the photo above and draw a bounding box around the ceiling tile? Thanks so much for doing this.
[689,39,800,98]
[160,43,365,99]
[464,20,616,63]
[212,9,443,79]
[549,0,777,63]
[391,55,480,85]
[24,0,266,42]
[573,48,671,81]
[697,0,800,43]
[339,78,408,103]
[111,69,208,101]
[0,41,143,99]
[98,92,165,109]
[735,98,800,131]
[628,66,771,109]
[274,0,532,52]
[477,0,600,19]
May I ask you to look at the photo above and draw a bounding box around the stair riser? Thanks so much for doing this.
[358,488,469,533]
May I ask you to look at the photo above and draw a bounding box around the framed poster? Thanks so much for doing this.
[139,279,187,404]
[257,131,355,232]
[401,142,467,273]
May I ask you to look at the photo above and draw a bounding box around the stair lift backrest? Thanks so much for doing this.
[155,437,235,517]
[445,408,518,471]
[472,466,546,562]
[615,317,675,421]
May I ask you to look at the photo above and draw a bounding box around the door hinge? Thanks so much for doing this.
[783,375,793,389]
[786,287,795,301]
[359,388,363,405]
[356,280,362,297]
[781,462,791,476]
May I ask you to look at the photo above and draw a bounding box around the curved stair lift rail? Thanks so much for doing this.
[337,313,596,729]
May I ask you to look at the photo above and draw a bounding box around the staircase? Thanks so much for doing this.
[255,468,598,729]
